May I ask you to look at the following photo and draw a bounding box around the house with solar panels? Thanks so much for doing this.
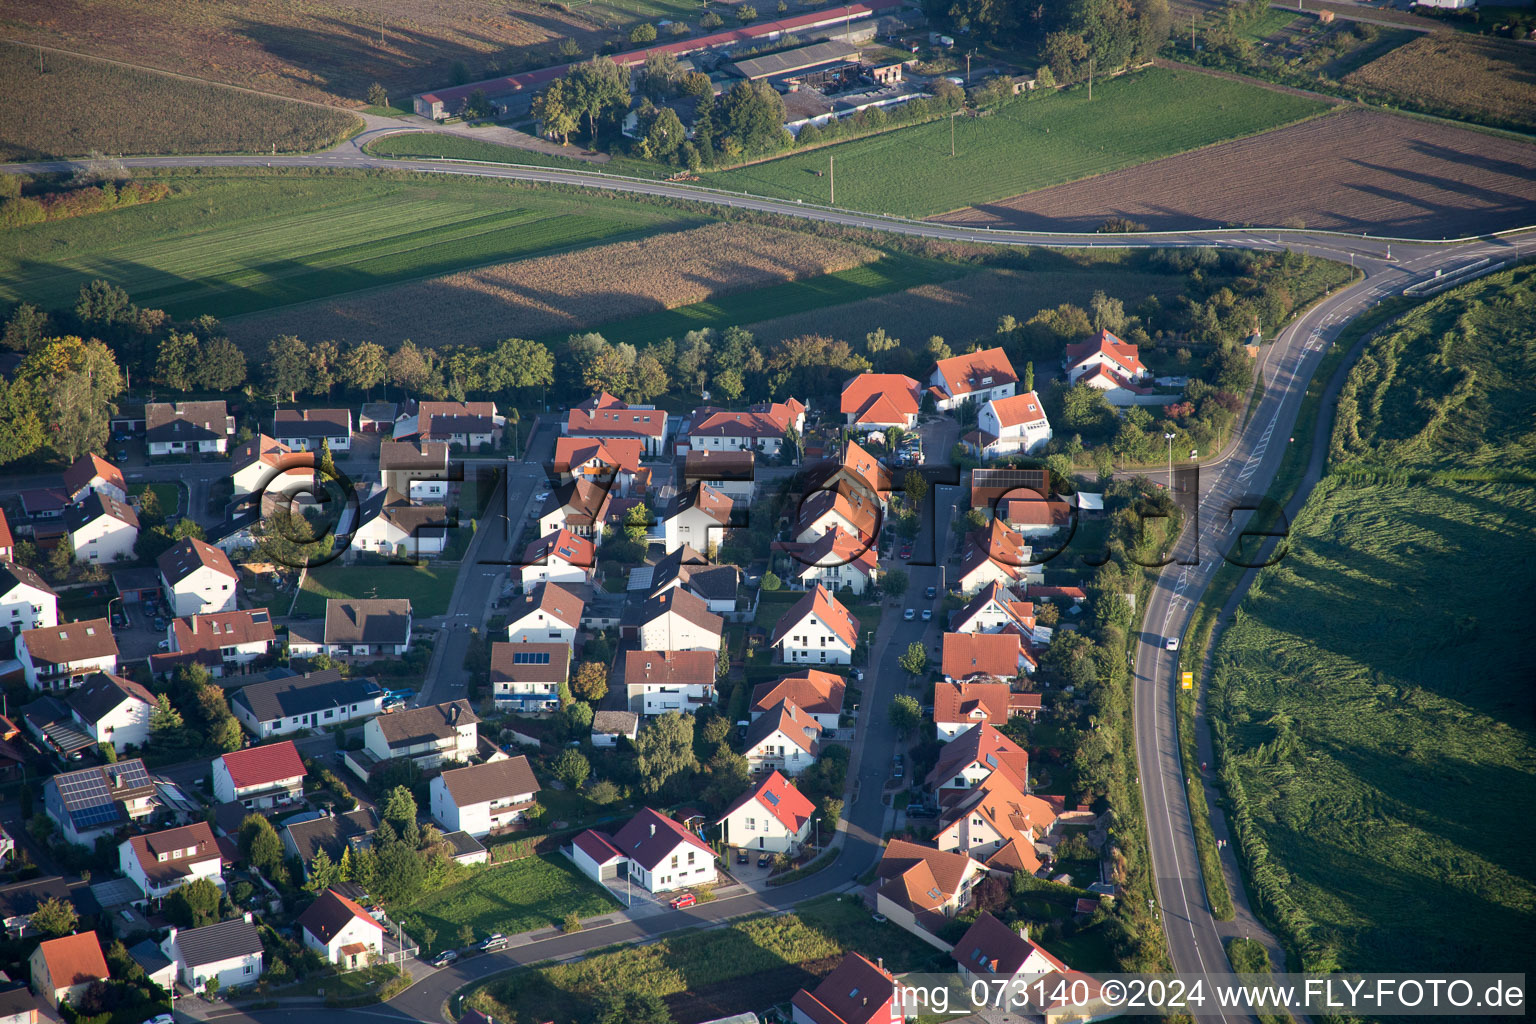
[489,642,570,711]
[43,759,156,845]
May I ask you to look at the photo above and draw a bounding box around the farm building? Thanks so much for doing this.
[729,40,860,81]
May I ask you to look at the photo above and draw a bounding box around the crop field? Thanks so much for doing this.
[700,68,1328,218]
[933,109,1536,238]
[0,42,360,161]
[224,222,883,350]
[0,0,610,107]
[0,173,692,318]
[1344,32,1536,131]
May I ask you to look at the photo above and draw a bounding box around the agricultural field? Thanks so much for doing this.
[0,41,360,161]
[224,222,884,350]
[1343,32,1536,132]
[934,109,1536,238]
[701,68,1328,218]
[396,855,619,954]
[1210,266,1536,974]
[0,172,693,318]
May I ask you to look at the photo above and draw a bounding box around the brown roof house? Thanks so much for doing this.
[429,755,541,838]
[29,932,108,1008]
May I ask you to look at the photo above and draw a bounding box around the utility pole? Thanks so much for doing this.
[966,49,973,85]
[829,154,834,204]
[1191,13,1196,51]
[1088,56,1093,101]
[1164,432,1176,492]
[950,111,955,157]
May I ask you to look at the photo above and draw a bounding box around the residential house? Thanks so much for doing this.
[490,642,570,711]
[281,808,378,877]
[591,710,639,747]
[660,483,735,555]
[119,821,224,902]
[1065,328,1151,403]
[686,399,805,455]
[0,983,39,1024]
[0,508,13,562]
[158,538,238,617]
[934,680,1036,741]
[62,454,127,505]
[976,391,1052,458]
[924,723,1030,797]
[570,807,716,893]
[517,529,595,593]
[770,585,858,666]
[646,546,744,618]
[928,347,1017,412]
[145,401,234,455]
[840,373,921,431]
[867,838,987,936]
[213,740,306,808]
[553,437,647,496]
[941,631,1033,683]
[64,493,139,564]
[18,488,67,522]
[790,952,903,1024]
[623,649,717,716]
[716,770,815,854]
[956,519,1043,594]
[298,887,385,968]
[680,449,754,503]
[793,486,879,546]
[28,932,108,1008]
[43,759,156,845]
[288,599,412,660]
[273,408,353,452]
[949,582,1035,637]
[362,700,478,770]
[161,915,263,993]
[429,755,541,838]
[230,435,304,502]
[66,672,154,753]
[813,439,892,507]
[358,402,397,434]
[633,588,724,653]
[126,940,176,992]
[750,671,845,732]
[1000,494,1073,538]
[793,527,878,596]
[563,393,668,457]
[231,670,384,738]
[17,618,118,691]
[742,699,822,777]
[951,912,1110,1024]
[537,479,613,541]
[934,772,1058,860]
[378,440,451,503]
[152,608,277,679]
[397,401,504,448]
[0,565,56,635]
[505,583,584,644]
[348,488,449,560]
[969,466,1047,515]
[19,697,96,763]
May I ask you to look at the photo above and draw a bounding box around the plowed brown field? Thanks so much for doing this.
[933,109,1536,239]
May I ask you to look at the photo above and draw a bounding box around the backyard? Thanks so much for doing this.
[294,560,458,618]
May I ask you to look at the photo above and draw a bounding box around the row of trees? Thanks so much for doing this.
[935,0,1173,85]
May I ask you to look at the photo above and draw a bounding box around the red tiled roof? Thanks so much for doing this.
[717,770,814,834]
[35,932,108,991]
[566,400,666,440]
[21,617,117,666]
[298,887,383,944]
[841,373,921,422]
[63,453,126,497]
[218,740,306,790]
[926,723,1030,791]
[953,911,1070,977]
[942,632,1025,681]
[744,698,823,756]
[875,839,979,911]
[0,507,12,551]
[610,807,713,870]
[770,585,859,650]
[934,346,1017,398]
[522,529,596,568]
[625,649,717,686]
[987,390,1048,428]
[553,436,644,477]
[1065,327,1146,377]
[933,680,1012,727]
[751,670,845,718]
[171,608,276,653]
[798,527,878,578]
[791,952,897,1024]
[573,828,624,864]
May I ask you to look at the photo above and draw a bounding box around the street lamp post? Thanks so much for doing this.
[1163,433,1176,492]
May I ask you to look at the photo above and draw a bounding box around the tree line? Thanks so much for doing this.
[932,0,1173,84]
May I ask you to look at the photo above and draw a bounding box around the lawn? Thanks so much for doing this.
[0,172,693,319]
[702,67,1328,217]
[131,482,183,517]
[295,560,459,618]
[367,131,670,180]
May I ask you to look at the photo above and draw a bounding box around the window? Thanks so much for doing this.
[745,818,755,830]
[670,854,679,868]
[244,963,254,975]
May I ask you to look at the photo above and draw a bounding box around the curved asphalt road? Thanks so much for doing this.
[7,144,1530,1023]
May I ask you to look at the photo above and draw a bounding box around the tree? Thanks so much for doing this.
[559,36,583,57]
[310,340,340,397]
[589,778,621,804]
[305,847,339,892]
[713,369,744,402]
[761,571,781,592]
[635,711,697,794]
[898,642,927,678]
[372,841,425,903]
[700,9,723,27]
[630,22,658,42]
[902,470,928,504]
[340,341,388,397]
[1035,65,1056,90]
[264,335,311,401]
[166,876,221,928]
[736,3,758,20]
[1089,290,1128,333]
[155,329,199,391]
[565,58,629,144]
[382,785,418,835]
[388,339,436,394]
[209,715,244,753]
[594,991,674,1024]
[29,895,77,938]
[194,335,247,391]
[820,796,843,831]
[573,661,609,702]
[554,748,591,789]
[881,569,910,600]
[241,814,286,876]
[317,437,336,481]
[533,79,579,145]
[486,337,555,394]
[715,80,788,156]
[148,694,183,733]
[367,82,389,107]
[0,377,46,465]
[1024,360,1035,393]
[2,302,50,353]
[888,693,922,736]
[20,337,123,462]
[702,745,750,808]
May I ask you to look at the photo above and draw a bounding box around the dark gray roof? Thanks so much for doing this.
[128,938,173,977]
[64,491,139,532]
[67,672,154,726]
[378,439,447,471]
[145,401,230,444]
[110,565,162,593]
[232,671,383,724]
[442,830,486,859]
[0,562,54,598]
[373,700,478,748]
[731,39,859,79]
[323,599,412,646]
[0,984,38,1017]
[21,696,94,758]
[170,916,264,967]
[283,808,377,864]
[274,408,352,440]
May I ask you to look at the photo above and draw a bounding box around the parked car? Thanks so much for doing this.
[1165,637,1180,651]
[156,639,169,651]
[736,850,749,864]
[431,950,458,968]
[477,934,507,951]
[921,609,932,621]
[903,608,915,621]
[669,892,697,910]
[906,806,935,820]
[114,450,129,463]
[871,913,888,924]
[892,755,904,779]
[899,543,913,559]
[757,853,771,868]
[153,617,167,630]
[142,1015,175,1024]
[111,613,125,628]
[925,585,937,599]
[112,431,132,443]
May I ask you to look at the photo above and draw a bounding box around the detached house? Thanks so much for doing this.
[841,373,921,432]
[29,932,109,1009]
[624,649,717,716]
[976,391,1052,458]
[957,519,1043,594]
[66,672,154,753]
[213,740,306,808]
[743,699,822,777]
[928,347,1017,412]
[0,507,12,562]
[64,493,139,564]
[378,440,451,503]
[570,807,716,894]
[231,670,384,738]
[43,759,156,845]
[553,437,647,496]
[646,545,744,618]
[153,608,277,679]
[162,916,263,993]
[396,401,504,448]
[62,454,127,505]
[680,449,754,503]
[952,911,1110,1024]
[1001,494,1074,538]
[119,821,224,902]
[430,755,541,838]
[362,700,478,770]
[660,482,735,555]
[793,486,880,546]
[158,538,238,617]
[517,529,595,593]
[632,588,724,653]
[273,408,353,452]
[490,641,570,711]
[934,771,1058,861]
[505,583,583,644]
[299,887,385,968]
[537,479,613,541]
[288,599,412,660]
[281,808,377,878]
[717,770,815,854]
[934,680,1035,741]
[348,487,449,560]
[814,439,892,507]
[230,435,304,502]
[925,723,1030,797]
[685,399,805,455]
[751,670,845,732]
[563,393,667,456]
[867,838,988,936]
[17,618,118,691]
[770,585,859,666]
[1065,328,1151,404]
[0,564,57,635]
[941,631,1033,683]
[950,582,1036,637]
[791,952,903,1024]
[794,527,878,596]
[145,401,234,455]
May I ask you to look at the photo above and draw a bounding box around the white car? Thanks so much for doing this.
[142,1016,175,1024]
[1165,637,1180,651]
[532,491,550,503]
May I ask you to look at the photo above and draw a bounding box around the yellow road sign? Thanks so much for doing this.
[1180,671,1194,690]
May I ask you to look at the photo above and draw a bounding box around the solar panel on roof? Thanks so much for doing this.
[764,790,780,806]
[511,651,551,665]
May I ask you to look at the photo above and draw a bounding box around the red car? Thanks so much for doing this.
[669,892,697,910]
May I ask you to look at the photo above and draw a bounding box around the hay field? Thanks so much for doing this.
[1344,33,1536,131]
[225,223,882,349]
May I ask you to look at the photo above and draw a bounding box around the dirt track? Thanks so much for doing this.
[932,109,1536,239]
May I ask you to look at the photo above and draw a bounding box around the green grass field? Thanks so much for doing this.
[0,173,694,318]
[703,68,1328,217]
[367,131,669,180]
[295,560,459,618]
[397,855,619,954]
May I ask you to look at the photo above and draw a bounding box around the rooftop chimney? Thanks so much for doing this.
[649,823,656,837]
[450,704,460,724]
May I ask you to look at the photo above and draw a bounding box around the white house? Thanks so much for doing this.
[956,520,1043,595]
[67,671,155,753]
[793,527,878,596]
[680,449,755,503]
[62,454,127,505]
[623,649,717,716]
[793,486,879,546]
[592,710,639,747]
[769,585,858,666]
[923,723,1031,796]
[1065,328,1150,387]
[660,483,734,556]
[517,530,595,593]
[750,671,845,732]
[949,581,1034,636]
[162,916,263,994]
[230,671,385,738]
[29,933,109,1009]
[144,401,234,456]
[929,347,1017,412]
[230,435,302,502]
[645,546,743,617]
[213,740,307,808]
[158,538,238,617]
[935,773,1058,860]
[686,399,805,455]
[119,821,224,902]
[298,887,385,968]
[841,373,921,431]
[537,479,612,541]
[347,488,449,560]
[378,440,451,502]
[505,583,584,644]
[273,408,353,452]
[553,436,647,496]
[0,564,57,635]
[717,770,815,854]
[43,759,156,846]
[429,755,540,838]
[634,588,724,653]
[977,391,1052,458]
[288,599,412,660]
[569,807,716,894]
[17,618,118,691]
[933,680,1014,742]
[490,641,569,711]
[398,400,504,448]
[64,492,139,564]
[563,393,668,456]
[952,911,1075,992]
[362,700,478,770]
[742,699,822,777]
[153,608,277,679]
[871,839,989,936]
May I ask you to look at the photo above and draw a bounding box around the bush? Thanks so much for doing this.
[700,10,724,27]
[630,23,658,43]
